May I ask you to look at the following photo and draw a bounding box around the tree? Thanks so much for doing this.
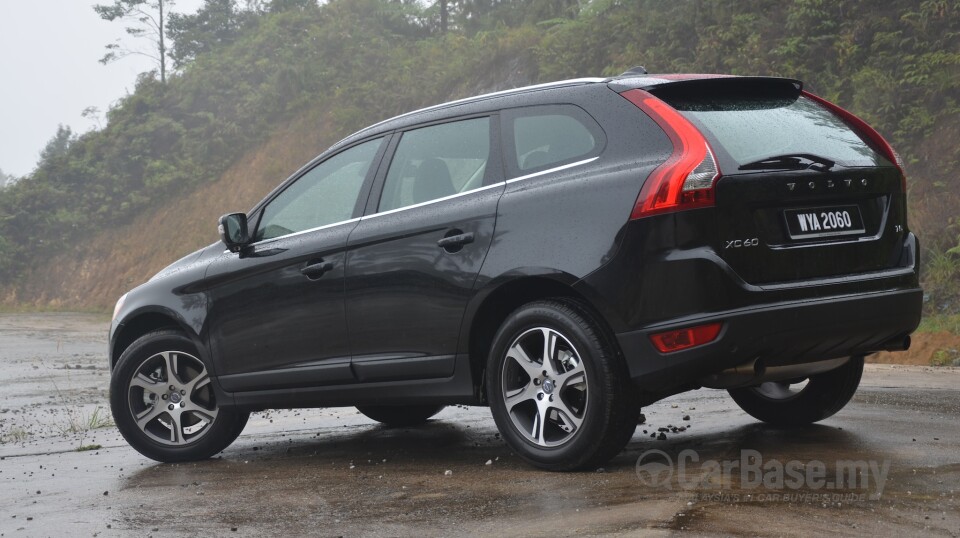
[81,106,104,130]
[459,0,580,31]
[0,167,14,188]
[167,0,246,68]
[95,0,174,83]
[38,125,76,167]
[439,0,448,34]
[267,0,315,12]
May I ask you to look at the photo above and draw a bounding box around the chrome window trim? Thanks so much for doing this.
[361,157,600,221]
[360,182,504,221]
[505,156,599,184]
[241,157,601,242]
[248,217,362,247]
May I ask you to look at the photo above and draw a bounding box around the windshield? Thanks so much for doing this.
[662,94,886,169]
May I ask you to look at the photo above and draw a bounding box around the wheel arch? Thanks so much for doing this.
[463,273,619,402]
[111,309,195,370]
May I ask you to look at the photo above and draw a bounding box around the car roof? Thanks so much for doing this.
[329,73,788,151]
[333,77,606,150]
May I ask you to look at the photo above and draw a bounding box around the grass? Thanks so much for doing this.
[54,405,115,436]
[917,313,960,335]
[1,426,31,444]
[65,406,115,433]
[932,349,956,366]
[54,406,115,452]
[922,246,960,317]
[925,247,959,286]
[49,374,115,449]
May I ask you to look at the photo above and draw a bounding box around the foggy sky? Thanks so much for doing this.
[0,0,204,178]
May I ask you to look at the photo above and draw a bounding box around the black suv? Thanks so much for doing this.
[109,73,922,470]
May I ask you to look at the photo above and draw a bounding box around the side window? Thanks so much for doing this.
[255,138,382,241]
[379,117,491,212]
[506,105,605,174]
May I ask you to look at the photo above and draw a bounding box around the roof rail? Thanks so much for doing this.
[620,66,648,76]
[342,77,608,145]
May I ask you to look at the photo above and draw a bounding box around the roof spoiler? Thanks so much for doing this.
[609,75,803,96]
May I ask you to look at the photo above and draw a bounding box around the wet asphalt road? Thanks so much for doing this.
[1,313,958,537]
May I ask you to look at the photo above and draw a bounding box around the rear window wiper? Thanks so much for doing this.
[738,153,836,171]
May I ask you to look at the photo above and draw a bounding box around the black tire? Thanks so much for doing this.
[728,356,864,426]
[486,299,638,471]
[355,404,446,427]
[110,329,249,462]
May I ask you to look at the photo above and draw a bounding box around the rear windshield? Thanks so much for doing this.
[661,94,886,169]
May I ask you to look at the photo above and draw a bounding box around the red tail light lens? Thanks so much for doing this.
[621,89,721,219]
[649,322,723,353]
[801,90,905,190]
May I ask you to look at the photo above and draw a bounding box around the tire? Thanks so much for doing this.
[356,404,446,427]
[727,356,864,427]
[110,329,249,462]
[486,299,638,471]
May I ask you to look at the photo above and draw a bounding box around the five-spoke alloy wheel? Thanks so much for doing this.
[500,327,588,447]
[111,330,249,462]
[487,300,639,471]
[126,349,218,446]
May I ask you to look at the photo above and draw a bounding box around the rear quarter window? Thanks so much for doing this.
[503,105,606,176]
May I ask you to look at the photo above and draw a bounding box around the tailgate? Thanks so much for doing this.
[713,167,905,284]
[647,78,907,285]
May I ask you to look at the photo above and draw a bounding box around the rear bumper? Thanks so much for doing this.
[616,287,923,391]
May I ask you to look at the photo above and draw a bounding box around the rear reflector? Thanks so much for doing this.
[801,91,906,191]
[649,322,723,353]
[621,89,721,219]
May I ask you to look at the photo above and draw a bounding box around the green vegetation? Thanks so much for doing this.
[0,426,31,444]
[1,0,958,311]
[56,406,115,452]
[53,405,115,434]
[917,312,960,335]
[50,372,115,447]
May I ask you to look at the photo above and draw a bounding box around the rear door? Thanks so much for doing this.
[344,115,503,382]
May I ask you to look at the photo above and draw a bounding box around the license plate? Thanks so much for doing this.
[783,205,865,239]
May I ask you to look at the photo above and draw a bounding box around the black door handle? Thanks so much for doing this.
[437,232,475,250]
[301,259,334,279]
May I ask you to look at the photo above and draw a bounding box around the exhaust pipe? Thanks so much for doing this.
[699,357,850,389]
[878,334,911,352]
[760,357,849,383]
[698,359,763,389]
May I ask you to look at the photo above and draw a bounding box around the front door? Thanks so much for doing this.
[205,137,386,392]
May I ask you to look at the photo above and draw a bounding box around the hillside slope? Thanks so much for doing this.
[7,113,332,309]
[2,0,958,311]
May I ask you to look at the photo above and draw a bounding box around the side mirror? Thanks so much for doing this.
[218,213,249,252]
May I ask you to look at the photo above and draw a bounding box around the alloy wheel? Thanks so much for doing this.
[500,327,588,448]
[126,350,219,446]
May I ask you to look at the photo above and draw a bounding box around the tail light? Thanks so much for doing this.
[801,91,906,191]
[649,322,723,353]
[621,89,721,219]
